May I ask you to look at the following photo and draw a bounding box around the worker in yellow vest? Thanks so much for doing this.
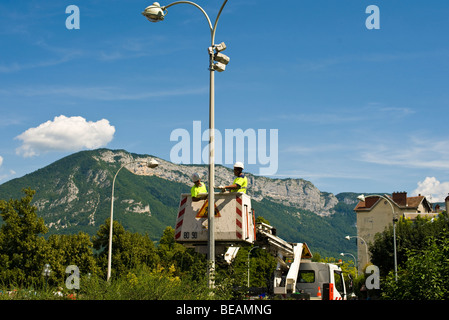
[219,162,248,193]
[190,172,208,202]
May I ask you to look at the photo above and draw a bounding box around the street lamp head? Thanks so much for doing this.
[42,263,51,277]
[146,159,159,168]
[357,194,366,202]
[142,2,166,22]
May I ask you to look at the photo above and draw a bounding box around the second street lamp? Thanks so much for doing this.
[142,0,230,289]
[340,252,357,273]
[42,263,51,290]
[107,159,159,282]
[345,234,369,275]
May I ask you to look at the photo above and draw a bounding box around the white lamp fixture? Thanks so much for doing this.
[147,159,159,168]
[142,2,166,22]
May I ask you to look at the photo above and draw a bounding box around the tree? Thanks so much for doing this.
[382,236,449,300]
[255,216,270,225]
[0,188,49,287]
[92,218,159,279]
[157,226,207,279]
[370,213,449,276]
[369,212,449,299]
[47,232,99,284]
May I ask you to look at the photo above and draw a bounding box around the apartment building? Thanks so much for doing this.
[353,191,438,273]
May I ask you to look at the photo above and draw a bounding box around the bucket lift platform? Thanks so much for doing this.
[174,192,256,248]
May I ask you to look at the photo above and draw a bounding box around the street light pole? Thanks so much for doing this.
[340,252,358,272]
[142,0,229,289]
[42,263,51,290]
[393,216,398,282]
[345,235,368,262]
[357,194,398,281]
[107,159,158,282]
[345,235,368,274]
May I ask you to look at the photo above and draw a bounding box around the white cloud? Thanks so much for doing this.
[412,177,449,202]
[360,136,449,170]
[0,156,3,167]
[15,115,115,157]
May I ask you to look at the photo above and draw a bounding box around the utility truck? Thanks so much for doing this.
[174,192,348,300]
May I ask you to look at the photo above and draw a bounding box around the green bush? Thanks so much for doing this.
[0,264,233,300]
[381,236,449,300]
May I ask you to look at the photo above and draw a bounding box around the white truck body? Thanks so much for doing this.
[174,193,347,300]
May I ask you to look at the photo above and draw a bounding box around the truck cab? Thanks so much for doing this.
[296,260,347,300]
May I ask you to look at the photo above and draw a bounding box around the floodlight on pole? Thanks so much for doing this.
[214,42,227,52]
[208,42,230,72]
[214,52,230,64]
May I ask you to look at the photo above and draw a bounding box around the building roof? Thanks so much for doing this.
[407,196,427,208]
[353,200,374,211]
[354,194,432,212]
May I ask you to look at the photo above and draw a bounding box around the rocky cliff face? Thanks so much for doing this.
[96,149,338,216]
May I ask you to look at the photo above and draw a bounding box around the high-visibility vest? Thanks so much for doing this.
[231,174,247,193]
[191,182,207,198]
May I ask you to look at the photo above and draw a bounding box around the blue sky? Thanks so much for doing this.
[1,0,449,200]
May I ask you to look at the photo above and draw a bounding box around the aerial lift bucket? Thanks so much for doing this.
[174,192,256,246]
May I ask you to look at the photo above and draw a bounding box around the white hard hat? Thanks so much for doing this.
[191,173,200,182]
[234,162,244,169]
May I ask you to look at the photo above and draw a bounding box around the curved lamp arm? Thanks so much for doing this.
[160,0,228,44]
[163,1,213,31]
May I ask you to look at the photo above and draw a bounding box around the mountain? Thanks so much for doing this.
[0,149,357,258]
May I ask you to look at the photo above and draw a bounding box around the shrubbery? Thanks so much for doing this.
[369,213,449,300]
[0,188,266,299]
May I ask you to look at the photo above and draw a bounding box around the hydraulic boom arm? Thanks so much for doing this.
[254,222,312,294]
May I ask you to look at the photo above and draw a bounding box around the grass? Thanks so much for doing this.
[0,265,233,300]
[0,267,232,300]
